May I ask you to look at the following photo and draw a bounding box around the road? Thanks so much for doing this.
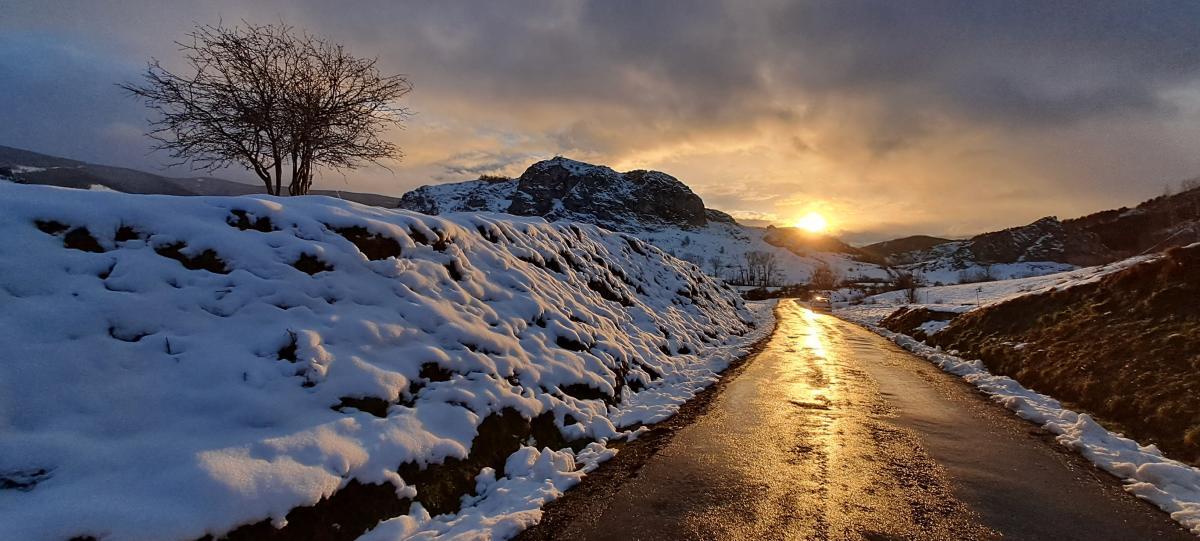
[519,300,1193,540]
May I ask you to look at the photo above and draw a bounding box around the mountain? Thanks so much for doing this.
[398,157,892,286]
[0,145,400,207]
[861,235,954,260]
[0,180,763,540]
[870,185,1200,284]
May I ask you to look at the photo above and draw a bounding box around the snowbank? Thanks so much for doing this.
[0,183,773,541]
[838,315,1200,535]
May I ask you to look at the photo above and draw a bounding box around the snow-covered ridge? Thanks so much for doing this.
[0,183,772,540]
[400,156,709,233]
[399,157,893,286]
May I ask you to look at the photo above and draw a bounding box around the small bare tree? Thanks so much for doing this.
[893,270,925,304]
[123,22,411,196]
[809,262,839,290]
[707,254,725,279]
[743,251,782,287]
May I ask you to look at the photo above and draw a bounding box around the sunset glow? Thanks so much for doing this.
[795,212,829,233]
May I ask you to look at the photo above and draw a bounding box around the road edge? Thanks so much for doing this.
[512,300,786,540]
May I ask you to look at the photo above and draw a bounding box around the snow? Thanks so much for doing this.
[403,179,517,214]
[836,255,1154,325]
[914,319,950,336]
[639,221,891,286]
[0,182,774,541]
[835,250,1200,535]
[840,320,1200,535]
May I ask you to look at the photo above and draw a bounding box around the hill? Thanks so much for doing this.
[874,185,1200,283]
[861,235,954,260]
[0,145,401,207]
[0,182,771,540]
[398,157,892,286]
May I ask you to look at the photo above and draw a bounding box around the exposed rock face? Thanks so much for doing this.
[704,208,738,224]
[399,157,711,232]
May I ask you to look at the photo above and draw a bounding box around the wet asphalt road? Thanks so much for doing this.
[523,300,1193,540]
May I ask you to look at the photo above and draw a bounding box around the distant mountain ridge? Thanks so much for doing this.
[883,186,1200,280]
[0,145,401,207]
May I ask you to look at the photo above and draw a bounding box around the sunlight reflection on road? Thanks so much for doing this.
[789,306,838,411]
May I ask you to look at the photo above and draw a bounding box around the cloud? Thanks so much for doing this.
[4,1,1200,241]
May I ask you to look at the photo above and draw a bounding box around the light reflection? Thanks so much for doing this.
[790,304,838,407]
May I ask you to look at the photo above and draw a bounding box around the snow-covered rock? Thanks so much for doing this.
[400,157,708,232]
[398,157,891,286]
[0,183,773,541]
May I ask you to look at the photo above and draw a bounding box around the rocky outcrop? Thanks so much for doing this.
[399,157,712,232]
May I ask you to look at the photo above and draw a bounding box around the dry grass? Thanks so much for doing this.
[931,245,1200,464]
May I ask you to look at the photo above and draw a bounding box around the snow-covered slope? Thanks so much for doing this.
[638,220,890,285]
[0,183,773,541]
[398,157,890,286]
[836,255,1153,324]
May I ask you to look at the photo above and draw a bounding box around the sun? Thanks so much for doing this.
[795,212,828,233]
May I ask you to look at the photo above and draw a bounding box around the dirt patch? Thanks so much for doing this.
[880,307,960,342]
[227,210,275,232]
[931,245,1200,464]
[333,226,401,261]
[292,253,333,275]
[35,220,105,252]
[202,406,584,540]
[155,242,229,274]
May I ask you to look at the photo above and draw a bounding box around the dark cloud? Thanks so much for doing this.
[3,1,1200,240]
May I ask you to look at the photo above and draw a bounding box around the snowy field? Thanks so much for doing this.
[836,255,1200,535]
[836,255,1155,325]
[0,183,775,541]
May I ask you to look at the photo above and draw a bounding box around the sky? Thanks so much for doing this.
[4,1,1200,243]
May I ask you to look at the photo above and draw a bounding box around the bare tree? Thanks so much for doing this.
[809,262,839,290]
[893,270,925,304]
[743,251,782,287]
[707,254,725,279]
[123,22,411,196]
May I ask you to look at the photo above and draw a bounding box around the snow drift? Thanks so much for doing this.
[0,183,770,540]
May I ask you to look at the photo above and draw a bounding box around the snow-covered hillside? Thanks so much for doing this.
[638,221,891,285]
[0,183,773,541]
[836,255,1154,325]
[892,240,1076,286]
[398,157,891,286]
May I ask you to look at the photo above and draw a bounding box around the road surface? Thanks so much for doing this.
[519,300,1192,540]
